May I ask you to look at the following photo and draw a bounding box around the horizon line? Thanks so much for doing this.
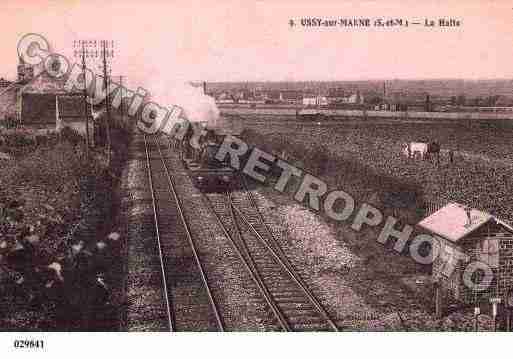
[196,78,513,83]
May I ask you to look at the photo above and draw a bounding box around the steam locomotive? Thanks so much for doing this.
[173,119,240,191]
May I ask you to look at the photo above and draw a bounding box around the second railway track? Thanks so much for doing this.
[142,134,338,331]
[204,186,338,331]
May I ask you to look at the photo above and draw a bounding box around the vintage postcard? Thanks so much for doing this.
[0,0,512,356]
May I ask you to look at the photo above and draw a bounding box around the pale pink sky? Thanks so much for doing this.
[1,0,513,86]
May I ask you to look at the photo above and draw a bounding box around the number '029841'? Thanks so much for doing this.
[13,340,44,349]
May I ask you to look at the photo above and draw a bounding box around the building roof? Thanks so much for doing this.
[22,71,68,94]
[281,90,302,100]
[418,202,513,242]
[0,78,13,88]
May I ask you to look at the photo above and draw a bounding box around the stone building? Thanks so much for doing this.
[1,54,103,147]
[0,84,20,121]
[17,56,34,84]
[418,202,513,304]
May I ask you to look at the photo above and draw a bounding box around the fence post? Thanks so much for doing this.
[434,280,443,318]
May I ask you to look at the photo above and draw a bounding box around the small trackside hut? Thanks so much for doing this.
[418,203,513,307]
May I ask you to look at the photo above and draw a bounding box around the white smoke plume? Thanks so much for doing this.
[146,78,220,129]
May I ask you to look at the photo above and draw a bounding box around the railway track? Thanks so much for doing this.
[143,135,224,331]
[142,134,337,331]
[235,178,338,330]
[202,179,338,331]
[202,190,337,331]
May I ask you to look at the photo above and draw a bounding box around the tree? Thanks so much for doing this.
[368,96,382,105]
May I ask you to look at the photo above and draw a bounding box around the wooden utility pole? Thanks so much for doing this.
[102,41,112,165]
[81,44,90,161]
[120,75,124,125]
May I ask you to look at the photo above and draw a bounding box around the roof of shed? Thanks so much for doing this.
[417,202,513,242]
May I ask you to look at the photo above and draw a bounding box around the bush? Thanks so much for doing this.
[3,131,36,147]
[5,142,92,189]
[1,116,18,130]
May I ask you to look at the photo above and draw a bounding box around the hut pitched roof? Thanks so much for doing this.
[418,202,513,242]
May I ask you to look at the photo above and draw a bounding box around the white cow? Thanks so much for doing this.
[402,142,429,160]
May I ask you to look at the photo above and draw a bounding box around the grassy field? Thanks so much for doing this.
[233,115,512,330]
[235,117,513,224]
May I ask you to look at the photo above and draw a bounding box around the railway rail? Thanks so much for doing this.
[143,135,224,331]
[202,185,338,331]
[234,177,338,331]
[165,134,336,331]
[142,133,338,331]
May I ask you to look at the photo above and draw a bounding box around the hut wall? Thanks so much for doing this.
[433,238,465,301]
[434,222,513,304]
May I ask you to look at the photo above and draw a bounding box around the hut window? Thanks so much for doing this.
[478,239,499,268]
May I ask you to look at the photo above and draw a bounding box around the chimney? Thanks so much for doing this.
[203,81,207,95]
